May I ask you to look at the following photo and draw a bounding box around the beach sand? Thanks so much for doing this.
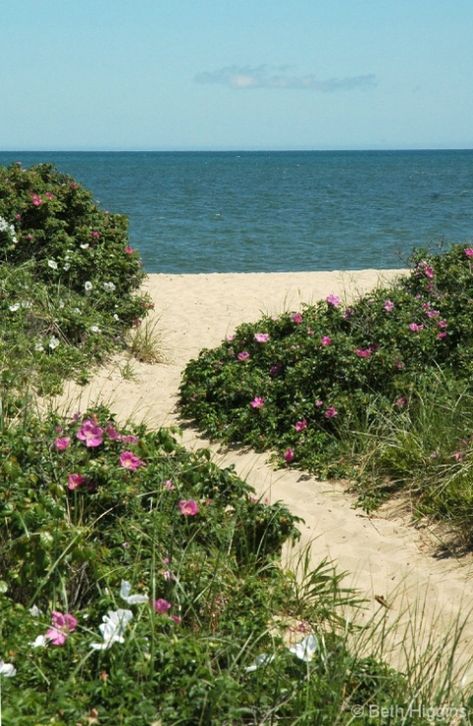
[51,269,473,679]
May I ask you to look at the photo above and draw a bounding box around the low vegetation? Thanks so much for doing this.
[180,245,473,543]
[0,162,151,394]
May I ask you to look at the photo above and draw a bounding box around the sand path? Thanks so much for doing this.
[52,270,473,679]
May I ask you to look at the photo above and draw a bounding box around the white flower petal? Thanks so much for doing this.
[287,634,318,663]
[29,635,48,648]
[245,653,275,672]
[29,605,42,617]
[0,660,16,677]
[120,580,148,605]
[90,608,133,650]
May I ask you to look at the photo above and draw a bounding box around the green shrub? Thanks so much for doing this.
[1,405,443,724]
[0,163,151,393]
[179,245,473,536]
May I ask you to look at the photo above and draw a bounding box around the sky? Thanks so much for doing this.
[1,0,472,150]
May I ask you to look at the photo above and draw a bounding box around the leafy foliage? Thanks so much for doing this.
[0,162,151,393]
[180,245,473,537]
[0,405,432,724]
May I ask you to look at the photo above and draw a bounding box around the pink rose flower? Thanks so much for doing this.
[383,299,394,312]
[153,598,172,614]
[67,473,86,491]
[315,399,324,408]
[283,448,295,463]
[179,499,199,516]
[321,336,332,346]
[46,611,78,646]
[408,323,424,333]
[294,419,308,432]
[119,451,144,470]
[324,406,338,419]
[237,351,250,361]
[76,419,104,448]
[464,248,473,258]
[326,294,341,307]
[355,347,373,358]
[250,397,265,409]
[436,332,447,340]
[254,332,270,343]
[90,230,101,239]
[292,312,303,324]
[31,193,43,207]
[54,436,71,451]
[124,245,135,254]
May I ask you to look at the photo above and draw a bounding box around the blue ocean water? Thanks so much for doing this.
[0,150,472,273]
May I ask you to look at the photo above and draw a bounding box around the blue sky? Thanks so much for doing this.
[1,0,472,150]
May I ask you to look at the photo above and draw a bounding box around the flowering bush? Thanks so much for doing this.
[0,404,426,723]
[0,162,151,393]
[180,244,473,481]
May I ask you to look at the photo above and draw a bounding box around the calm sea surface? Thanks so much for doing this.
[1,150,472,273]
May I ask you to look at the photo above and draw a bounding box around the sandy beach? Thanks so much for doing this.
[51,268,473,678]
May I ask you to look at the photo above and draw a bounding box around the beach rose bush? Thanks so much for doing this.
[0,162,151,393]
[0,404,423,723]
[180,244,473,480]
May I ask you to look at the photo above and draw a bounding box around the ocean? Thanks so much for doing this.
[0,150,472,273]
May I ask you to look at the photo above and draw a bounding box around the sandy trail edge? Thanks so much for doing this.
[51,270,473,681]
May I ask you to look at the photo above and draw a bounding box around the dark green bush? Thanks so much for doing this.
[0,163,151,393]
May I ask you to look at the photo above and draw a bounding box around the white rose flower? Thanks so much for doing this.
[49,336,60,350]
[47,259,58,270]
[9,303,20,312]
[84,281,93,293]
[90,609,133,651]
[0,659,16,677]
[90,325,101,333]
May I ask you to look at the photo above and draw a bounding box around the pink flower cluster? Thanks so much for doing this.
[292,312,303,325]
[31,193,43,207]
[254,332,270,343]
[464,248,473,258]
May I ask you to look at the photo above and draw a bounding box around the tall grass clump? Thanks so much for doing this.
[180,244,473,541]
[0,162,152,394]
[1,404,471,723]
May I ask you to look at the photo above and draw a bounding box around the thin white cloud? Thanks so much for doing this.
[194,65,376,92]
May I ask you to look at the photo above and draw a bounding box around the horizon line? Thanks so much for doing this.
[1,146,473,154]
